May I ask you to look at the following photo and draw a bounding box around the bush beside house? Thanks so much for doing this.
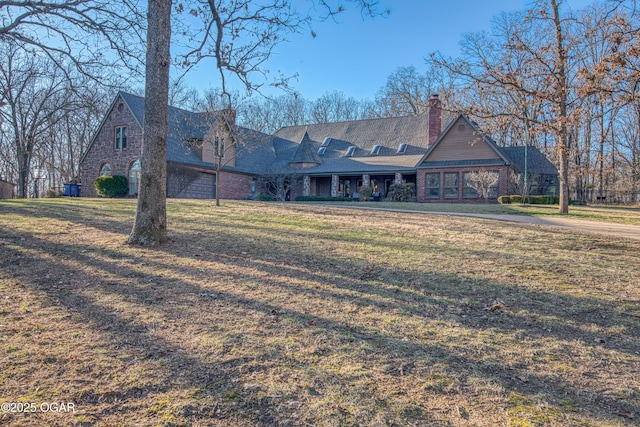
[94,175,129,198]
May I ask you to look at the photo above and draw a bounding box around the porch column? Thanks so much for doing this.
[303,175,311,196]
[395,172,403,185]
[331,174,339,197]
[362,174,370,188]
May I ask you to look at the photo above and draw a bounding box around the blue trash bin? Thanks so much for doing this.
[63,183,81,197]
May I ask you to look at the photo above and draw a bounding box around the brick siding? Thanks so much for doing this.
[218,171,254,199]
[167,168,255,200]
[416,166,511,203]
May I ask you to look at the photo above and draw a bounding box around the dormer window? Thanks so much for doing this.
[370,145,381,155]
[345,146,356,157]
[318,147,327,155]
[321,137,332,147]
[397,143,407,153]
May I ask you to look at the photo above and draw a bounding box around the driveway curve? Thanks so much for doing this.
[320,205,640,241]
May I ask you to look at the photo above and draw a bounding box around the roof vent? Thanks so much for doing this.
[321,137,332,147]
[397,143,407,153]
[370,145,381,155]
[317,147,327,155]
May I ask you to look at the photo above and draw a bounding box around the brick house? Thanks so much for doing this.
[80,92,277,199]
[80,92,558,202]
[415,115,558,202]
[274,99,557,202]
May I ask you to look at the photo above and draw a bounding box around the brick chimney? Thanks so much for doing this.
[428,94,442,145]
[221,107,236,128]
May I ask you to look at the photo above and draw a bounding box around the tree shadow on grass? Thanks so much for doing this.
[1,201,639,425]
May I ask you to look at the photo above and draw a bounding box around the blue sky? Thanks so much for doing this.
[186,0,594,101]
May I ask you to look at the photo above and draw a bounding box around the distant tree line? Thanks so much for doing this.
[2,0,639,210]
[166,64,447,134]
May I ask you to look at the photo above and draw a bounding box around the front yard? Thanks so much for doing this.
[1,199,639,426]
[304,200,640,226]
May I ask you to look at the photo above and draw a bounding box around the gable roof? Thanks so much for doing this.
[118,92,219,168]
[419,115,512,168]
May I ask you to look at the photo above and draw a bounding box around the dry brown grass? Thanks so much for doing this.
[1,198,639,427]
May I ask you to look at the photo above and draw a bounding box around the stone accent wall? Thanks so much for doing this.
[80,96,142,197]
[331,174,339,197]
[303,176,311,196]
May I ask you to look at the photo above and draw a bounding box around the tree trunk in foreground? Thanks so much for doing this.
[550,0,570,214]
[128,0,172,245]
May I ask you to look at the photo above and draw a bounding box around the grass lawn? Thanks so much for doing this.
[1,198,639,426]
[304,201,640,226]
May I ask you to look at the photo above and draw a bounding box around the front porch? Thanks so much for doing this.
[306,173,417,200]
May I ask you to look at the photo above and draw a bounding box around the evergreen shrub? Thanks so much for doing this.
[94,175,128,198]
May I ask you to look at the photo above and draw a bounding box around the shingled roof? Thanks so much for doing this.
[91,92,558,180]
[272,115,435,174]
[119,92,214,168]
[116,92,285,175]
[291,131,321,164]
[502,146,558,175]
[275,115,432,155]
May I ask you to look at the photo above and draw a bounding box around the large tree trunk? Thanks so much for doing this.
[128,0,172,245]
[550,0,569,214]
[17,152,29,198]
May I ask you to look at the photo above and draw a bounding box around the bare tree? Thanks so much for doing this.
[260,167,303,201]
[128,0,172,245]
[130,0,387,244]
[468,170,499,202]
[0,0,144,80]
[310,90,364,123]
[0,44,76,198]
[205,107,236,207]
[430,0,580,213]
[241,93,309,134]
[372,66,436,117]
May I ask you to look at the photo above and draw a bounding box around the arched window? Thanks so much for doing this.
[99,163,112,176]
[128,159,141,195]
